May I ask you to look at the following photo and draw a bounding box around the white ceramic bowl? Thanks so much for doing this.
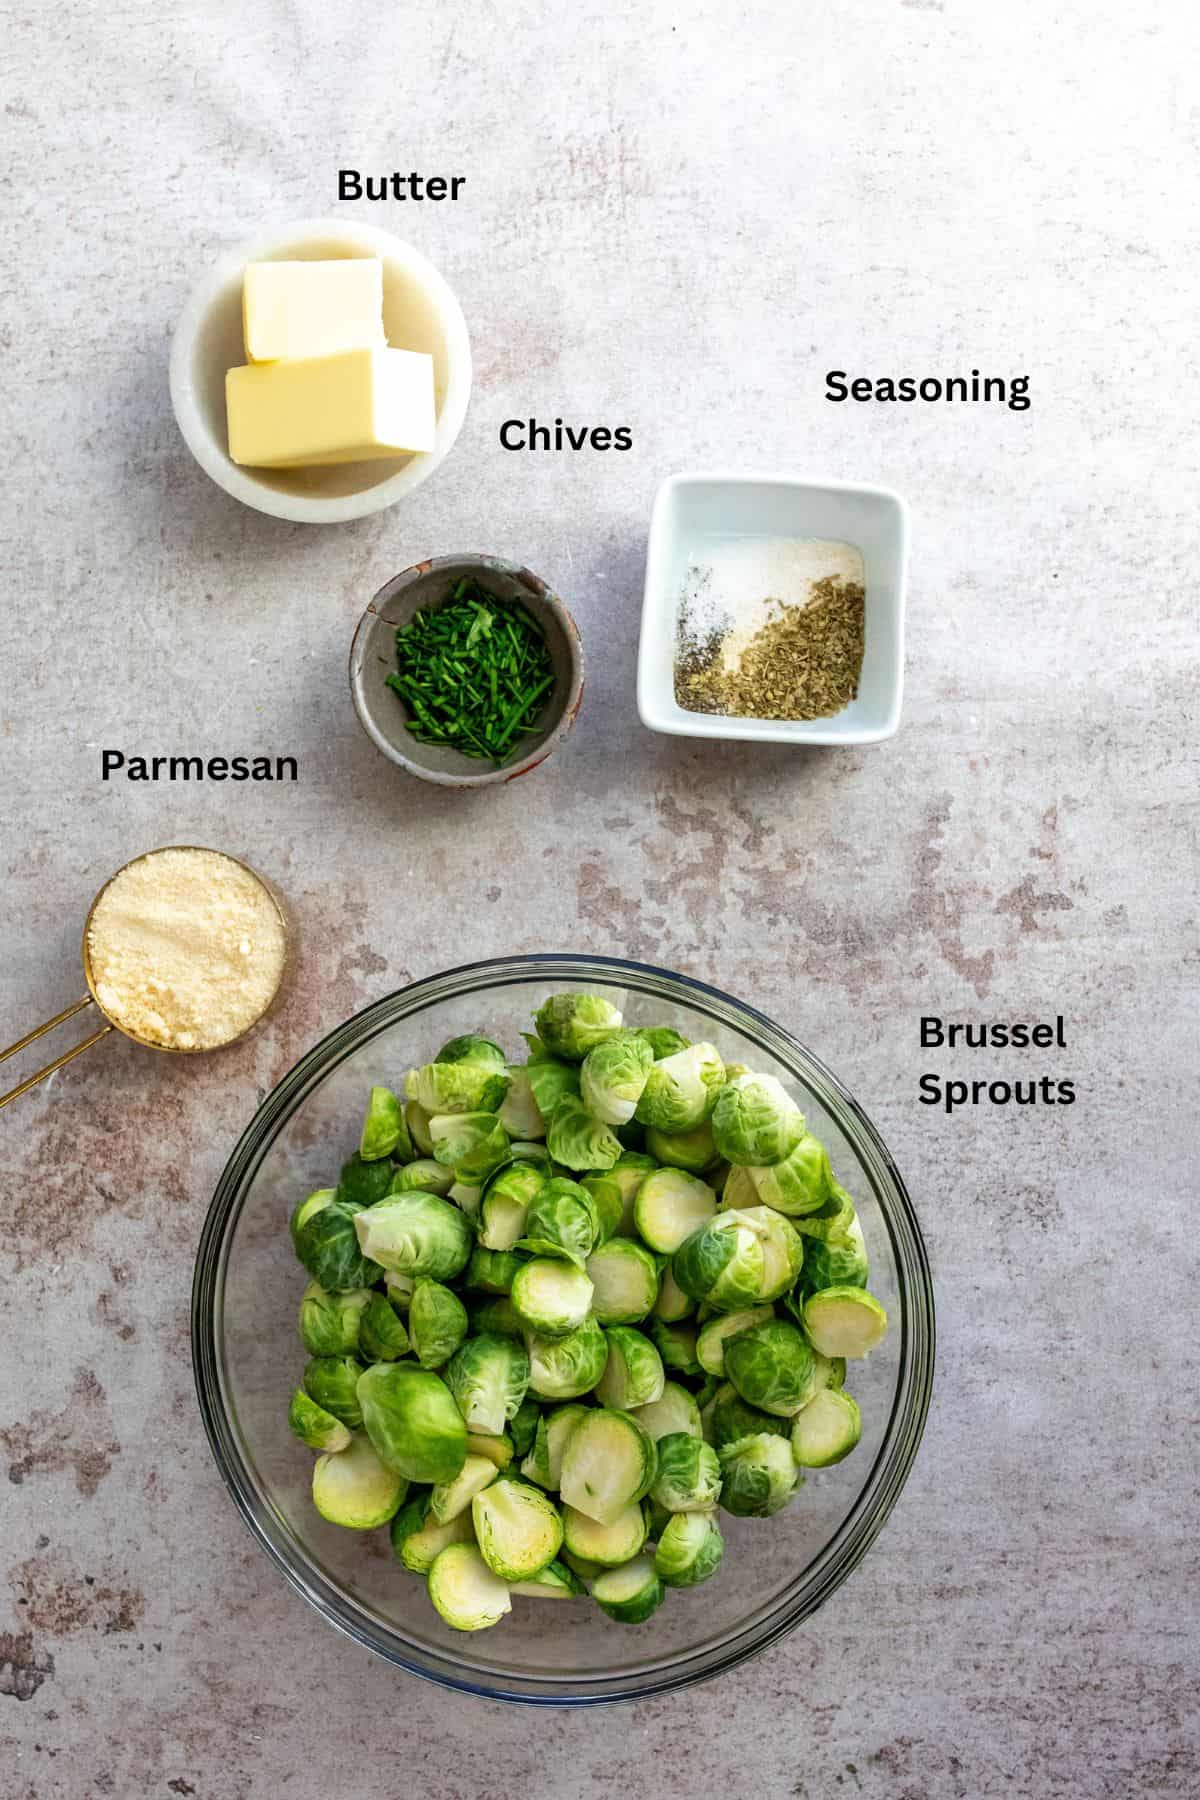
[637,473,908,744]
[169,218,472,524]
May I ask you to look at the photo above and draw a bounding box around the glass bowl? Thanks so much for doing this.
[192,955,934,1704]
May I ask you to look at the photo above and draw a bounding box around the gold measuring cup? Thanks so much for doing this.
[0,846,289,1111]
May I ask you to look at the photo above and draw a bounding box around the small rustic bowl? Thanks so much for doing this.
[349,555,584,787]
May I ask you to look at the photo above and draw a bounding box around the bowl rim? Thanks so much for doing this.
[636,469,908,746]
[192,953,934,1705]
[348,554,585,787]
[168,216,473,524]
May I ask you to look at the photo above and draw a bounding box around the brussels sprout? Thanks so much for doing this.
[604,1152,658,1235]
[580,1032,654,1126]
[635,1043,726,1132]
[408,1278,469,1370]
[407,1037,511,1116]
[520,1403,588,1490]
[304,1355,366,1428]
[430,1452,500,1524]
[527,1315,609,1400]
[748,1131,834,1216]
[634,1168,718,1253]
[336,1152,396,1209]
[595,1327,666,1411]
[791,1214,869,1301]
[562,1500,647,1566]
[695,1305,774,1377]
[720,1164,759,1211]
[360,1085,406,1161]
[591,1555,665,1624]
[646,1317,699,1377]
[429,1112,511,1183]
[525,1055,581,1120]
[466,1432,514,1469]
[703,1381,791,1454]
[509,1395,541,1457]
[561,1549,604,1584]
[296,1199,384,1293]
[711,1072,805,1167]
[672,1211,765,1311]
[644,1119,720,1174]
[509,1558,586,1600]
[354,1191,473,1282]
[633,1381,703,1442]
[449,1182,483,1222]
[290,1188,334,1250]
[653,1263,695,1323]
[473,1477,563,1580]
[385,1270,415,1310]
[654,1511,724,1587]
[559,1407,657,1524]
[297,1281,371,1357]
[745,1206,805,1301]
[534,992,625,1061]
[546,1096,622,1173]
[405,1100,436,1156]
[585,1238,659,1326]
[579,1173,624,1245]
[651,1432,722,1513]
[471,1294,525,1338]
[497,1065,548,1140]
[311,1431,407,1529]
[636,1026,691,1059]
[465,1247,527,1295]
[390,1158,456,1197]
[725,1318,820,1416]
[446,1333,530,1435]
[390,1494,475,1573]
[358,1293,411,1362]
[357,1364,468,1484]
[511,1258,594,1337]
[478,1160,547,1251]
[288,1387,352,1453]
[516,1176,601,1267]
[718,1432,802,1518]
[791,1388,863,1467]
[802,1287,888,1358]
[428,1541,512,1631]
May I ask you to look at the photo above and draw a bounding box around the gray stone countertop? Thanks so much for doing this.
[0,2,1196,1795]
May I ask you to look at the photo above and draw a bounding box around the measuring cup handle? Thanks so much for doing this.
[0,997,115,1110]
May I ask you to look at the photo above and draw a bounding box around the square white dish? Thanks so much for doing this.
[637,473,908,744]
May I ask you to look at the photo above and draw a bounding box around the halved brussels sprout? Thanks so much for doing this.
[289,1188,335,1250]
[562,1500,647,1566]
[644,1119,720,1174]
[312,1431,407,1529]
[405,1100,436,1156]
[429,1112,511,1184]
[511,1258,594,1338]
[509,1559,585,1600]
[718,1432,802,1517]
[695,1305,774,1377]
[358,1293,411,1362]
[360,1085,406,1161]
[590,1555,664,1624]
[651,1432,722,1513]
[595,1327,666,1411]
[703,1382,791,1454]
[516,1176,601,1268]
[472,1477,563,1580]
[288,1387,352,1453]
[526,1315,609,1401]
[586,1238,660,1325]
[445,1332,530,1436]
[407,1037,511,1116]
[748,1131,834,1215]
[519,1404,587,1491]
[428,1542,512,1631]
[353,1191,473,1282]
[724,1318,819,1416]
[390,1495,474,1573]
[297,1281,371,1357]
[559,1407,657,1524]
[711,1073,804,1167]
[546,1096,622,1173]
[635,1043,726,1133]
[497,1065,548,1140]
[648,1317,700,1378]
[654,1510,724,1587]
[633,1381,703,1442]
[296,1199,383,1293]
[390,1158,456,1197]
[336,1152,396,1209]
[429,1452,500,1524]
[408,1278,470,1370]
[303,1355,366,1428]
[652,1263,695,1323]
[466,1432,515,1469]
[357,1363,468,1484]
[801,1287,888,1358]
[791,1388,863,1467]
[634,1168,717,1253]
[478,1160,547,1252]
[534,992,625,1062]
[465,1247,527,1295]
[580,1033,654,1126]
[743,1206,805,1301]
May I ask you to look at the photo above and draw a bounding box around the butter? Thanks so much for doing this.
[242,258,386,363]
[226,347,437,467]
